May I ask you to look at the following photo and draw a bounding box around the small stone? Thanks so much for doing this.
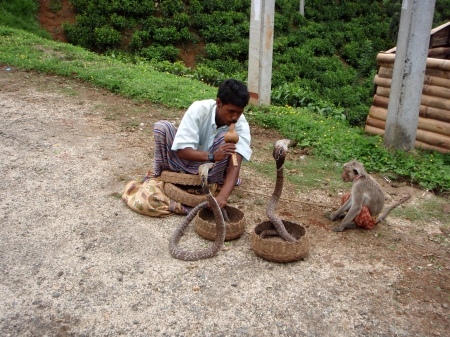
[231,283,238,287]
[52,292,60,298]
[192,286,200,291]
[182,298,188,305]
[442,303,449,309]
[133,320,139,325]
[57,271,63,277]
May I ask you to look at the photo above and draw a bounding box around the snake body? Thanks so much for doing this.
[169,163,226,261]
[263,139,297,242]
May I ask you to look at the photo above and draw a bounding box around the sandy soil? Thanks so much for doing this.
[1,66,449,336]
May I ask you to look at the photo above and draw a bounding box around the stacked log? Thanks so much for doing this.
[365,52,450,153]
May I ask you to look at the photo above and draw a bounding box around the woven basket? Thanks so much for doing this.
[160,171,201,186]
[163,182,207,207]
[251,220,309,263]
[195,205,246,241]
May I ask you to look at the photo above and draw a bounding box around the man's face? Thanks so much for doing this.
[215,98,244,127]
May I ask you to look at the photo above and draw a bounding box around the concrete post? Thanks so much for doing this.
[247,0,275,106]
[383,0,436,150]
[300,0,305,16]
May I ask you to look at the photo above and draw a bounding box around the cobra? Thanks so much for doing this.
[169,163,227,261]
[260,139,297,242]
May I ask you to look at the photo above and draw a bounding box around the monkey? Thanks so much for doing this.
[329,160,411,232]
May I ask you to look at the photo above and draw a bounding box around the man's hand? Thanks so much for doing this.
[213,144,236,162]
[213,194,228,209]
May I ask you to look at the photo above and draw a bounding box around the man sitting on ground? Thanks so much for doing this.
[153,78,252,209]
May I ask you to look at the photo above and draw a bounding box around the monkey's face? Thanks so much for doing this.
[341,167,353,183]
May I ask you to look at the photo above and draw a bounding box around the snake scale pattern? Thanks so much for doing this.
[169,163,226,261]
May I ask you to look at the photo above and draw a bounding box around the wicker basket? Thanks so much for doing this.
[251,220,309,263]
[160,171,201,186]
[163,182,207,207]
[195,205,246,241]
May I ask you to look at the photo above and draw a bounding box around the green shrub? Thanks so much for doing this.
[76,13,107,29]
[221,40,248,61]
[152,26,180,45]
[110,13,128,30]
[172,12,190,29]
[274,12,290,35]
[63,22,93,48]
[204,43,221,60]
[49,0,62,13]
[202,58,244,77]
[94,26,122,50]
[201,0,225,14]
[188,0,203,15]
[193,64,226,86]
[140,44,179,62]
[160,0,184,17]
[129,30,150,51]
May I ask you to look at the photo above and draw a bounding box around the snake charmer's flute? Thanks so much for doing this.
[224,123,239,166]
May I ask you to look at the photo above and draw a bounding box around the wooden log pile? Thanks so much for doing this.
[364,22,450,153]
[365,53,450,153]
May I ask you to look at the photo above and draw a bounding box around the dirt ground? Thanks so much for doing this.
[1,64,449,337]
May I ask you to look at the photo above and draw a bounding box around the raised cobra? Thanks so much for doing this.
[169,163,226,261]
[262,139,297,242]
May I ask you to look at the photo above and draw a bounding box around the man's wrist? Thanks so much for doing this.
[208,152,214,162]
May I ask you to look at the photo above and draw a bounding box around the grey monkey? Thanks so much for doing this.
[329,160,411,232]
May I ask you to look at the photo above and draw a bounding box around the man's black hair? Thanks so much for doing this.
[217,79,250,108]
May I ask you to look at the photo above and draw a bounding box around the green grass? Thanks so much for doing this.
[0,27,216,109]
[394,197,450,225]
[246,105,450,193]
[245,155,345,193]
[0,0,51,39]
[1,26,449,199]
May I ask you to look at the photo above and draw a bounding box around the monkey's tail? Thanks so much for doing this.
[377,194,411,223]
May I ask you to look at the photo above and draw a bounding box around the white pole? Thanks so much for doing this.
[300,0,305,16]
[383,0,436,150]
[247,0,275,106]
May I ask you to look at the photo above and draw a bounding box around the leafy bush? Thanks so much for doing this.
[152,26,180,45]
[193,64,226,86]
[188,0,203,15]
[204,43,221,60]
[274,12,290,35]
[110,13,129,30]
[172,12,190,29]
[202,58,244,76]
[220,40,248,61]
[140,44,179,62]
[160,0,184,17]
[129,30,150,51]
[93,26,122,50]
[63,22,93,49]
